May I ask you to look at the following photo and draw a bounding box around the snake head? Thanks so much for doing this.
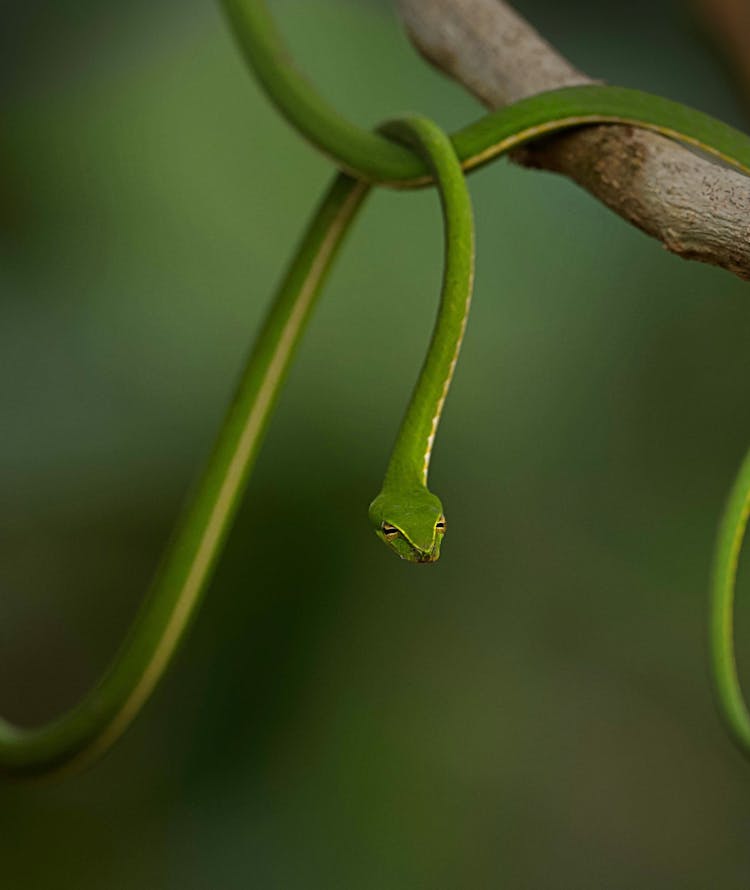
[368,487,446,563]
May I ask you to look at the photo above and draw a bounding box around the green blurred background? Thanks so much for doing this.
[3,0,750,886]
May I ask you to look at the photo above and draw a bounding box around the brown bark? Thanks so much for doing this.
[397,0,750,279]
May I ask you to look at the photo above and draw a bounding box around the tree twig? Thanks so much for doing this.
[397,0,750,279]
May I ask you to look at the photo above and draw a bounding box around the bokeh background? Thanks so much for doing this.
[3,0,750,886]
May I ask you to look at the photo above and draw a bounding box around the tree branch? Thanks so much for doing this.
[397,0,750,279]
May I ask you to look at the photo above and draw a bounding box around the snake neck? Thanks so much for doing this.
[382,237,473,492]
[377,117,475,495]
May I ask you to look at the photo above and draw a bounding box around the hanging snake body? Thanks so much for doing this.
[3,0,750,775]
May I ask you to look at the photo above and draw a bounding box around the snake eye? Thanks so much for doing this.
[435,517,447,532]
[382,523,399,537]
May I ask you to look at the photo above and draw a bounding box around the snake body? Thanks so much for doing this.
[3,0,750,775]
[369,117,474,563]
[0,171,369,775]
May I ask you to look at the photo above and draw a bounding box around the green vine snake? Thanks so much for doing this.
[3,0,750,776]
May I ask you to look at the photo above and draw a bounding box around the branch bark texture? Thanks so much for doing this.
[397,0,750,279]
